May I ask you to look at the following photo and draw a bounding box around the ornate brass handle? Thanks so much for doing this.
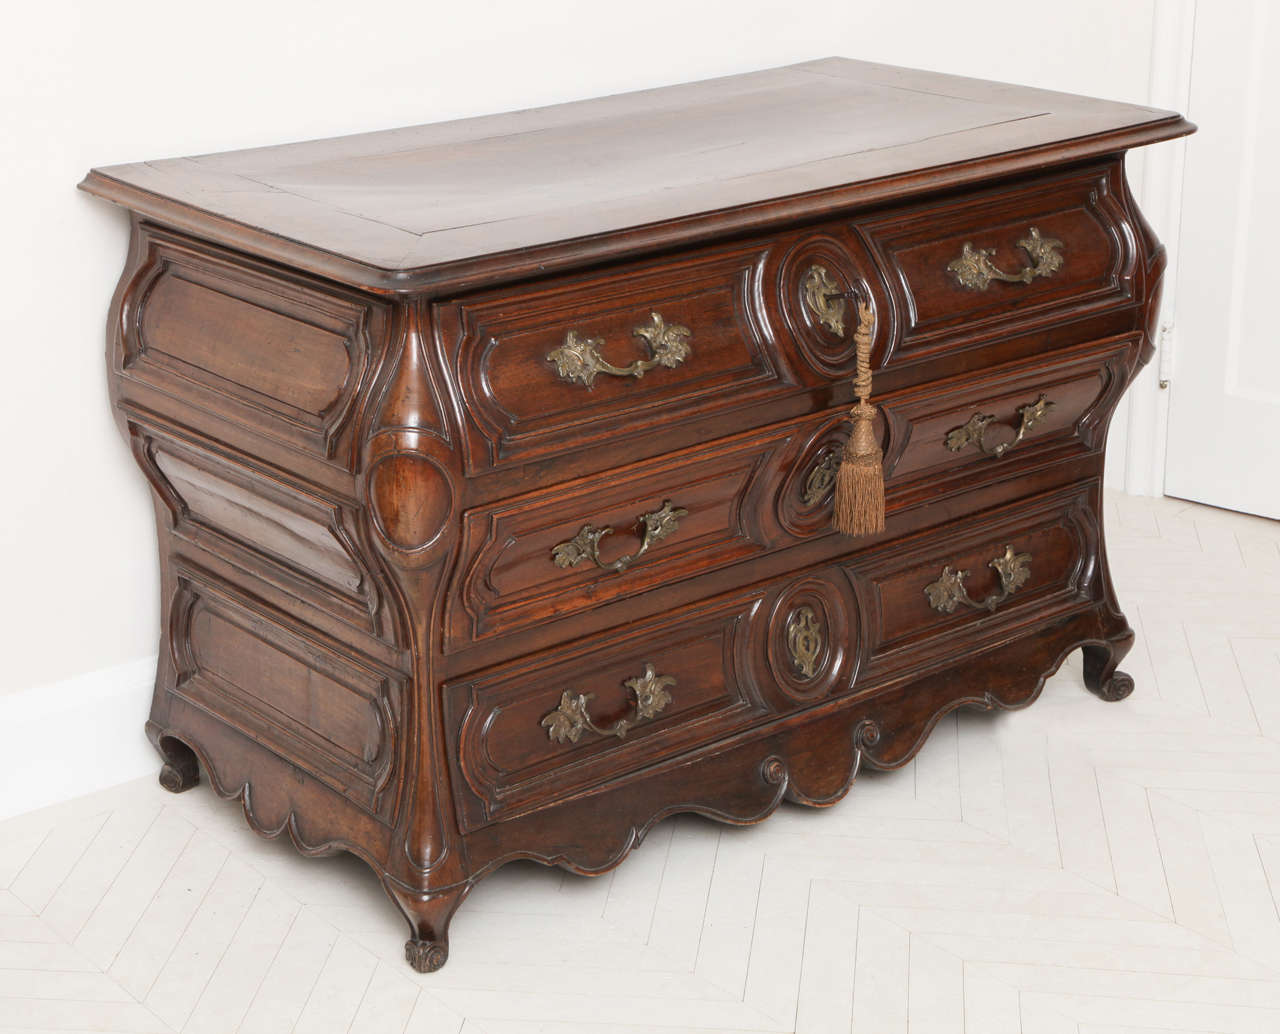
[946,226,1064,291]
[541,663,675,743]
[546,312,692,388]
[945,393,1055,458]
[924,545,1032,614]
[551,500,687,573]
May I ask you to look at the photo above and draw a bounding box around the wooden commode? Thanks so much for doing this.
[80,59,1193,971]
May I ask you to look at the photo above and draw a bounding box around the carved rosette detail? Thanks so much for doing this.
[760,756,788,786]
[1091,672,1135,702]
[404,939,448,973]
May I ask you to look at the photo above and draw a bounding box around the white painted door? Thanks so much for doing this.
[1164,0,1280,518]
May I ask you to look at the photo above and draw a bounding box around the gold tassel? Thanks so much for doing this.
[831,300,885,537]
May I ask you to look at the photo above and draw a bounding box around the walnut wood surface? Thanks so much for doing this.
[85,62,1187,971]
[80,58,1190,292]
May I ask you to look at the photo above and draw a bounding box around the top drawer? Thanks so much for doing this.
[437,243,785,475]
[859,163,1133,362]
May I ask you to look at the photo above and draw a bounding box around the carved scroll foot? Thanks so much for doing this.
[383,879,469,973]
[405,938,448,973]
[1082,635,1135,702]
[155,735,199,793]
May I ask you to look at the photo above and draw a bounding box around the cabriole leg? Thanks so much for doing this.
[1081,632,1136,702]
[383,879,470,973]
[153,732,200,793]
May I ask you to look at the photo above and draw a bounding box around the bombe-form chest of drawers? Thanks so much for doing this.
[81,59,1193,971]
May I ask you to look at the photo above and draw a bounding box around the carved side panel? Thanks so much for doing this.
[119,227,386,468]
[136,430,384,635]
[168,566,402,817]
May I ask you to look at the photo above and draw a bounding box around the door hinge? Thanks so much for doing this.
[1157,322,1175,388]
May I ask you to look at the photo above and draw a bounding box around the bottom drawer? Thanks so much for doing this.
[445,595,767,831]
[856,483,1099,683]
[445,480,1100,830]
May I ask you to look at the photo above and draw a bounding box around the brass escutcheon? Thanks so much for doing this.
[785,605,824,679]
[801,264,848,336]
[801,449,841,507]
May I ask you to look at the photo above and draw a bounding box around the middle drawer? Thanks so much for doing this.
[445,425,796,648]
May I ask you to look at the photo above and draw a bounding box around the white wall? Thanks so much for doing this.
[0,0,1180,804]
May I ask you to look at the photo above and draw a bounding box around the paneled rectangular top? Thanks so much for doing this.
[80,58,1191,293]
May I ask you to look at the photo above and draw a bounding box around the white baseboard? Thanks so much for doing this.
[0,655,159,822]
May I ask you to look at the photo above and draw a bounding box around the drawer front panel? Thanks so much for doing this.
[780,338,1132,534]
[857,485,1098,679]
[446,424,800,648]
[860,164,1132,360]
[440,244,781,474]
[883,336,1131,485]
[446,595,764,830]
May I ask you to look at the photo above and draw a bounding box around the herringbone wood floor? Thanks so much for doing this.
[2,493,1279,1034]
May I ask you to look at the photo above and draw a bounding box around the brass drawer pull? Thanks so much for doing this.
[947,226,1064,291]
[546,311,692,388]
[925,545,1032,614]
[551,500,687,573]
[945,393,1054,458]
[541,663,675,743]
